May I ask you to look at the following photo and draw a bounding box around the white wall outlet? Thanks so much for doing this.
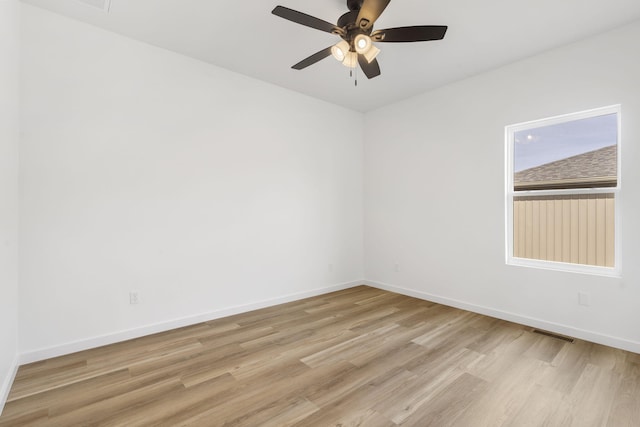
[129,291,140,305]
[328,263,333,272]
[394,263,400,272]
[578,292,590,307]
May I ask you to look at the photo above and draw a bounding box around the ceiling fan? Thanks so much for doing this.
[272,0,448,80]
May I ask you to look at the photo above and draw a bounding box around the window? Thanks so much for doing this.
[505,106,620,276]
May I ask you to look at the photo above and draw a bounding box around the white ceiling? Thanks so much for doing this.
[21,0,640,112]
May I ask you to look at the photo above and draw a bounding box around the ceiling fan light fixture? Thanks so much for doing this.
[354,34,372,54]
[363,44,380,63]
[342,51,358,68]
[331,40,350,62]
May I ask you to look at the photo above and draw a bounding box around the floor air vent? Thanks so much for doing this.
[532,329,575,343]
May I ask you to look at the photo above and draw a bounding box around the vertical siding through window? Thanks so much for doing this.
[513,194,614,267]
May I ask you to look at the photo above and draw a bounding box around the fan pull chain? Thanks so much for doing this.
[348,66,357,87]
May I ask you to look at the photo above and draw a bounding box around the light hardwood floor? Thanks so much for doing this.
[1,286,639,426]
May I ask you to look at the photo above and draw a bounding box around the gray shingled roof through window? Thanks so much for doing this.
[514,144,617,190]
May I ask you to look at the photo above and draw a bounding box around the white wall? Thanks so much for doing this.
[19,4,364,359]
[0,0,20,412]
[364,20,640,352]
[16,1,640,371]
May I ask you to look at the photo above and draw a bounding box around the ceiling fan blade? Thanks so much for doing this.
[372,25,448,42]
[356,0,391,30]
[358,55,381,79]
[292,47,334,70]
[272,6,343,35]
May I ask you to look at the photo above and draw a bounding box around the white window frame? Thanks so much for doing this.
[505,105,621,277]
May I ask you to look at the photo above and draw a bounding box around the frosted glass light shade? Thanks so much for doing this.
[354,34,372,54]
[331,40,350,62]
[342,51,358,68]
[362,44,380,63]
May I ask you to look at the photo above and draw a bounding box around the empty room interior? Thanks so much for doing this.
[2,0,640,425]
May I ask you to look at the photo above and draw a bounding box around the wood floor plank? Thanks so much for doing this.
[452,356,548,426]
[566,362,621,426]
[45,377,185,426]
[607,361,640,426]
[374,351,483,424]
[2,286,639,426]
[401,372,488,426]
[501,383,569,427]
[293,366,413,426]
[97,373,238,427]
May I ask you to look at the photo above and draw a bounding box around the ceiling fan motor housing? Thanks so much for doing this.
[337,10,360,33]
[337,10,372,52]
[347,0,364,11]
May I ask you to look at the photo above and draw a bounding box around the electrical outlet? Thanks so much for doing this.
[328,263,333,272]
[394,263,400,272]
[578,292,590,307]
[129,291,140,305]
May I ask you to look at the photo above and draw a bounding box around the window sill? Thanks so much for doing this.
[507,256,621,278]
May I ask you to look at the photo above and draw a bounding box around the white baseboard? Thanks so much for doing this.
[19,278,637,370]
[0,355,19,416]
[365,280,640,354]
[20,280,364,365]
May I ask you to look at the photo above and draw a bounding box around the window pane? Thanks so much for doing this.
[514,113,617,191]
[512,194,614,267]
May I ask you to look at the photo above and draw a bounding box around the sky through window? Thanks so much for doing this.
[514,113,617,172]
